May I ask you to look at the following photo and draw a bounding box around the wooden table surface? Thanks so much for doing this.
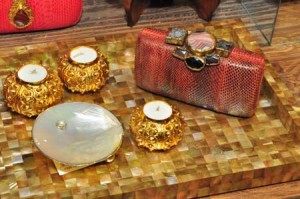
[212,1,300,198]
[0,0,300,198]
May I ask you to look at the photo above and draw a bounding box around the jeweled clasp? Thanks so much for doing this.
[9,0,34,29]
[168,28,233,71]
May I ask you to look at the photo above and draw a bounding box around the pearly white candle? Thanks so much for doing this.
[70,46,97,64]
[17,64,47,84]
[143,101,173,121]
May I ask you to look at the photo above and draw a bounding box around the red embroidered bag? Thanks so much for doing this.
[0,0,82,33]
[135,28,265,117]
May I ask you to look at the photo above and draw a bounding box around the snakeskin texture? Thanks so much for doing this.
[135,29,265,117]
[0,0,82,33]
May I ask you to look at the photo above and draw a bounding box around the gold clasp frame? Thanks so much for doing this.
[9,0,34,29]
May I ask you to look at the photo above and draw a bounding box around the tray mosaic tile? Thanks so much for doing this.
[1,19,300,198]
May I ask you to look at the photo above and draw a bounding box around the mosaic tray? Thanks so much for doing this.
[1,19,300,198]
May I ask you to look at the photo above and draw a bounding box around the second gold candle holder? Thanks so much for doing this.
[58,46,109,94]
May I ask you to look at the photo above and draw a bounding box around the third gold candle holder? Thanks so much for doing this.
[130,102,185,151]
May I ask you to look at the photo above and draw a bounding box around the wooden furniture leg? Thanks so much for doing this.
[123,0,220,27]
[123,0,150,27]
[190,0,221,21]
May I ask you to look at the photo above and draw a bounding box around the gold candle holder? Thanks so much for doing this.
[3,64,64,117]
[130,101,185,151]
[58,46,109,94]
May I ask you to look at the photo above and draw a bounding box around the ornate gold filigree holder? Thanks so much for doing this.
[130,101,185,151]
[58,46,110,94]
[9,0,34,29]
[3,65,64,117]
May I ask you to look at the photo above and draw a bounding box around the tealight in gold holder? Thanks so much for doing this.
[3,64,64,117]
[58,46,109,94]
[130,101,185,151]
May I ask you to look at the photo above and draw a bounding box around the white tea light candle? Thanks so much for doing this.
[143,101,173,121]
[17,64,47,84]
[70,46,98,64]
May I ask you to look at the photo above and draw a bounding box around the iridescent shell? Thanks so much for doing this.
[186,32,216,55]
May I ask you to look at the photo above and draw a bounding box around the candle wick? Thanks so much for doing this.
[30,69,38,74]
[156,106,160,111]
[73,52,84,58]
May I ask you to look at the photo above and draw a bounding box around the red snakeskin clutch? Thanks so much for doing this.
[0,0,82,33]
[135,28,265,117]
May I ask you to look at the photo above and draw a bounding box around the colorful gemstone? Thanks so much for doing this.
[187,32,216,54]
[169,28,187,39]
[166,27,188,46]
[14,9,30,28]
[173,47,189,60]
[217,39,233,51]
[185,56,205,71]
[205,54,220,66]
